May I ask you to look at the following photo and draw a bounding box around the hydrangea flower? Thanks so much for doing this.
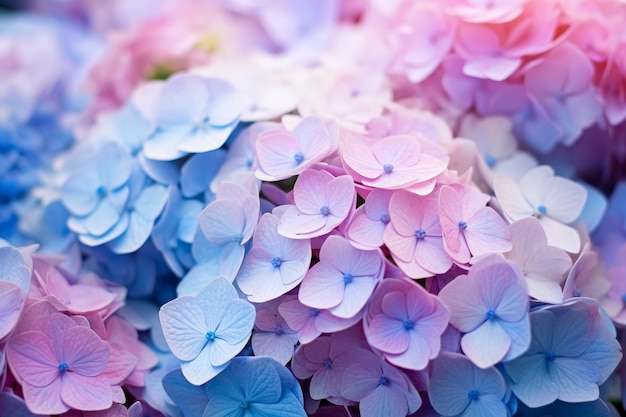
[438,254,530,368]
[256,116,337,181]
[345,189,392,249]
[251,300,299,365]
[340,348,422,417]
[503,299,622,407]
[365,277,449,370]
[143,74,244,161]
[278,169,355,239]
[341,134,447,190]
[428,352,508,417]
[504,217,572,304]
[299,235,384,319]
[159,277,256,385]
[439,184,512,265]
[494,165,587,253]
[384,191,452,278]
[6,312,113,414]
[236,212,311,303]
[202,356,306,417]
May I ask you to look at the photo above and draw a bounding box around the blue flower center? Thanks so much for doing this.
[271,256,282,268]
[58,362,68,372]
[573,290,581,297]
[324,358,332,368]
[274,326,284,335]
[380,213,391,224]
[485,310,496,321]
[239,401,249,409]
[309,308,319,317]
[231,233,243,243]
[96,186,106,198]
[484,154,496,168]
[415,229,426,239]
[294,152,305,164]
[343,273,353,284]
[458,220,468,230]
[378,375,389,386]
[545,351,556,362]
[403,319,414,330]
[468,390,479,401]
[320,205,330,216]
[205,331,216,342]
[621,294,626,303]
[245,158,253,168]
[534,205,547,218]
[521,106,534,120]
[383,163,394,174]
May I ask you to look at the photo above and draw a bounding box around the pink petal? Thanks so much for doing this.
[298,263,345,309]
[465,208,512,257]
[64,327,110,376]
[415,237,454,274]
[367,314,410,354]
[277,206,327,239]
[61,372,113,411]
[493,175,532,221]
[384,227,417,263]
[7,331,58,387]
[22,378,68,415]
[381,291,409,320]
[330,276,376,319]
[324,175,355,219]
[256,131,303,178]
[293,169,333,215]
[342,140,384,179]
[347,208,387,249]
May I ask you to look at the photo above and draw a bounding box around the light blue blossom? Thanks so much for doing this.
[159,276,256,385]
[143,74,244,161]
[503,298,622,407]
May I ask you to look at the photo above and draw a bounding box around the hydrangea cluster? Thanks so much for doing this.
[2,1,626,417]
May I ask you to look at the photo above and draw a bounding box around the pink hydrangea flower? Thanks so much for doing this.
[7,313,114,414]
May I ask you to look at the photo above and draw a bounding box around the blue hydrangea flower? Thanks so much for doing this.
[61,141,167,253]
[503,298,622,408]
[143,74,244,161]
[159,277,256,385]
[428,352,508,417]
[202,356,306,417]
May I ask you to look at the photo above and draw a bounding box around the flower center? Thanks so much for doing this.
[380,213,391,224]
[534,205,547,218]
[231,233,243,243]
[378,375,389,386]
[274,326,284,335]
[403,319,414,330]
[545,351,556,362]
[343,273,353,284]
[484,153,496,168]
[205,331,216,342]
[458,220,468,230]
[415,229,426,240]
[485,310,496,321]
[324,358,332,368]
[468,390,479,401]
[320,205,330,216]
[294,152,305,164]
[309,308,319,317]
[383,163,394,174]
[239,401,249,409]
[271,256,282,268]
[96,185,106,198]
[58,362,68,372]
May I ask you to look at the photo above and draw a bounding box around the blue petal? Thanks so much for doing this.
[162,368,209,417]
[181,150,227,198]
[574,183,607,233]
[138,152,182,185]
[61,172,100,216]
